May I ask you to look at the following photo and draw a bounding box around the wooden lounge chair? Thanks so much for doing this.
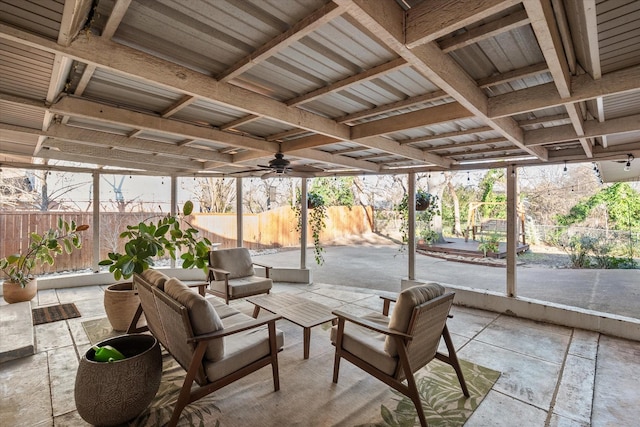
[330,283,469,427]
[128,269,283,427]
[207,247,273,304]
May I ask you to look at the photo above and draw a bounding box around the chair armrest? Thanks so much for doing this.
[252,262,272,278]
[252,262,271,269]
[188,314,282,343]
[379,295,397,316]
[332,309,411,340]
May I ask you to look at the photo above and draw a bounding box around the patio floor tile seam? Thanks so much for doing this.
[542,328,574,426]
[454,312,503,354]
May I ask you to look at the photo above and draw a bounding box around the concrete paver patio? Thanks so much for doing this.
[1,278,639,426]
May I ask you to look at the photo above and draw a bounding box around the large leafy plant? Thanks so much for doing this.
[99,201,212,280]
[0,218,89,287]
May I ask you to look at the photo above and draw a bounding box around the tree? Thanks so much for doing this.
[310,177,355,206]
[555,182,640,231]
[194,177,235,213]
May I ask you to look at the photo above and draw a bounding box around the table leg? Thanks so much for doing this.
[252,305,261,318]
[303,327,311,359]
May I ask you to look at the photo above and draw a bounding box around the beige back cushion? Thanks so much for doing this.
[209,248,255,280]
[384,283,445,356]
[164,278,225,361]
[140,269,170,290]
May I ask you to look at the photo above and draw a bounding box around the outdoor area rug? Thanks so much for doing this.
[81,317,124,344]
[32,303,80,325]
[82,318,500,426]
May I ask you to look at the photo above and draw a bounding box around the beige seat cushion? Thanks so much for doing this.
[330,313,397,376]
[205,296,241,319]
[209,248,255,280]
[140,269,170,290]
[164,278,225,361]
[384,283,445,356]
[204,325,284,382]
[212,276,272,298]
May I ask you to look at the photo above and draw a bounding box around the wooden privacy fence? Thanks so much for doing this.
[0,206,373,276]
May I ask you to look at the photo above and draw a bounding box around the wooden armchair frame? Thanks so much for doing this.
[332,292,469,427]
[207,248,273,304]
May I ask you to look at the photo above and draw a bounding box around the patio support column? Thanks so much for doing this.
[506,165,518,297]
[300,178,308,269]
[92,172,100,272]
[408,172,416,280]
[170,176,177,268]
[236,177,243,247]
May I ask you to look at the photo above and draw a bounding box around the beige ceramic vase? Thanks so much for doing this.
[103,282,140,331]
[2,278,37,304]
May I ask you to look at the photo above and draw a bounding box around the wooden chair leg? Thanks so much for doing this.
[333,318,345,383]
[268,322,280,391]
[442,325,469,397]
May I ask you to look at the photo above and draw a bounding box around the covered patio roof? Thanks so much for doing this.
[0,0,639,182]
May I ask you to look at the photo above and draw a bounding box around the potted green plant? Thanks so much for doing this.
[292,191,327,265]
[0,218,89,303]
[478,232,501,257]
[99,200,212,330]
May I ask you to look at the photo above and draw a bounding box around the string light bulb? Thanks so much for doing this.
[624,154,633,172]
[563,161,568,175]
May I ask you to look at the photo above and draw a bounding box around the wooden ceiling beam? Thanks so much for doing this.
[405,0,521,48]
[524,0,591,157]
[489,64,640,118]
[351,102,473,139]
[0,123,232,163]
[525,113,640,146]
[0,23,352,141]
[336,0,547,161]
[161,95,196,118]
[286,57,407,106]
[219,114,261,131]
[399,126,494,145]
[439,9,530,53]
[43,138,205,170]
[217,1,345,82]
[425,137,509,152]
[49,96,279,153]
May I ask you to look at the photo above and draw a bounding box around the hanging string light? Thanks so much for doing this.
[563,161,568,175]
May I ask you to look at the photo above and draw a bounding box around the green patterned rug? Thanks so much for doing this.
[81,318,499,426]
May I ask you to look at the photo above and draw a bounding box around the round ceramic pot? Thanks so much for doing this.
[2,278,37,304]
[74,334,162,426]
[103,282,140,332]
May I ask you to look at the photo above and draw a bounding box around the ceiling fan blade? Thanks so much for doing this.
[291,164,323,173]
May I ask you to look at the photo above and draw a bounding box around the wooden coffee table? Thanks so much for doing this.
[246,293,337,359]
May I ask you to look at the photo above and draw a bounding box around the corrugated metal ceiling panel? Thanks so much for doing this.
[0,0,63,40]
[172,99,248,127]
[0,100,45,129]
[234,119,293,138]
[603,89,640,120]
[239,14,396,101]
[0,39,54,100]
[102,0,328,76]
[598,0,640,73]
[83,69,184,114]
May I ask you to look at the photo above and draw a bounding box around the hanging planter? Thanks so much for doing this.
[415,190,433,211]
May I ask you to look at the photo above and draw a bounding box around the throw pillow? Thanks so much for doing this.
[164,277,225,361]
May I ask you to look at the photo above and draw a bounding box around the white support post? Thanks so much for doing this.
[408,172,416,280]
[300,178,308,269]
[92,172,100,272]
[236,177,243,247]
[170,176,177,268]
[506,165,518,297]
